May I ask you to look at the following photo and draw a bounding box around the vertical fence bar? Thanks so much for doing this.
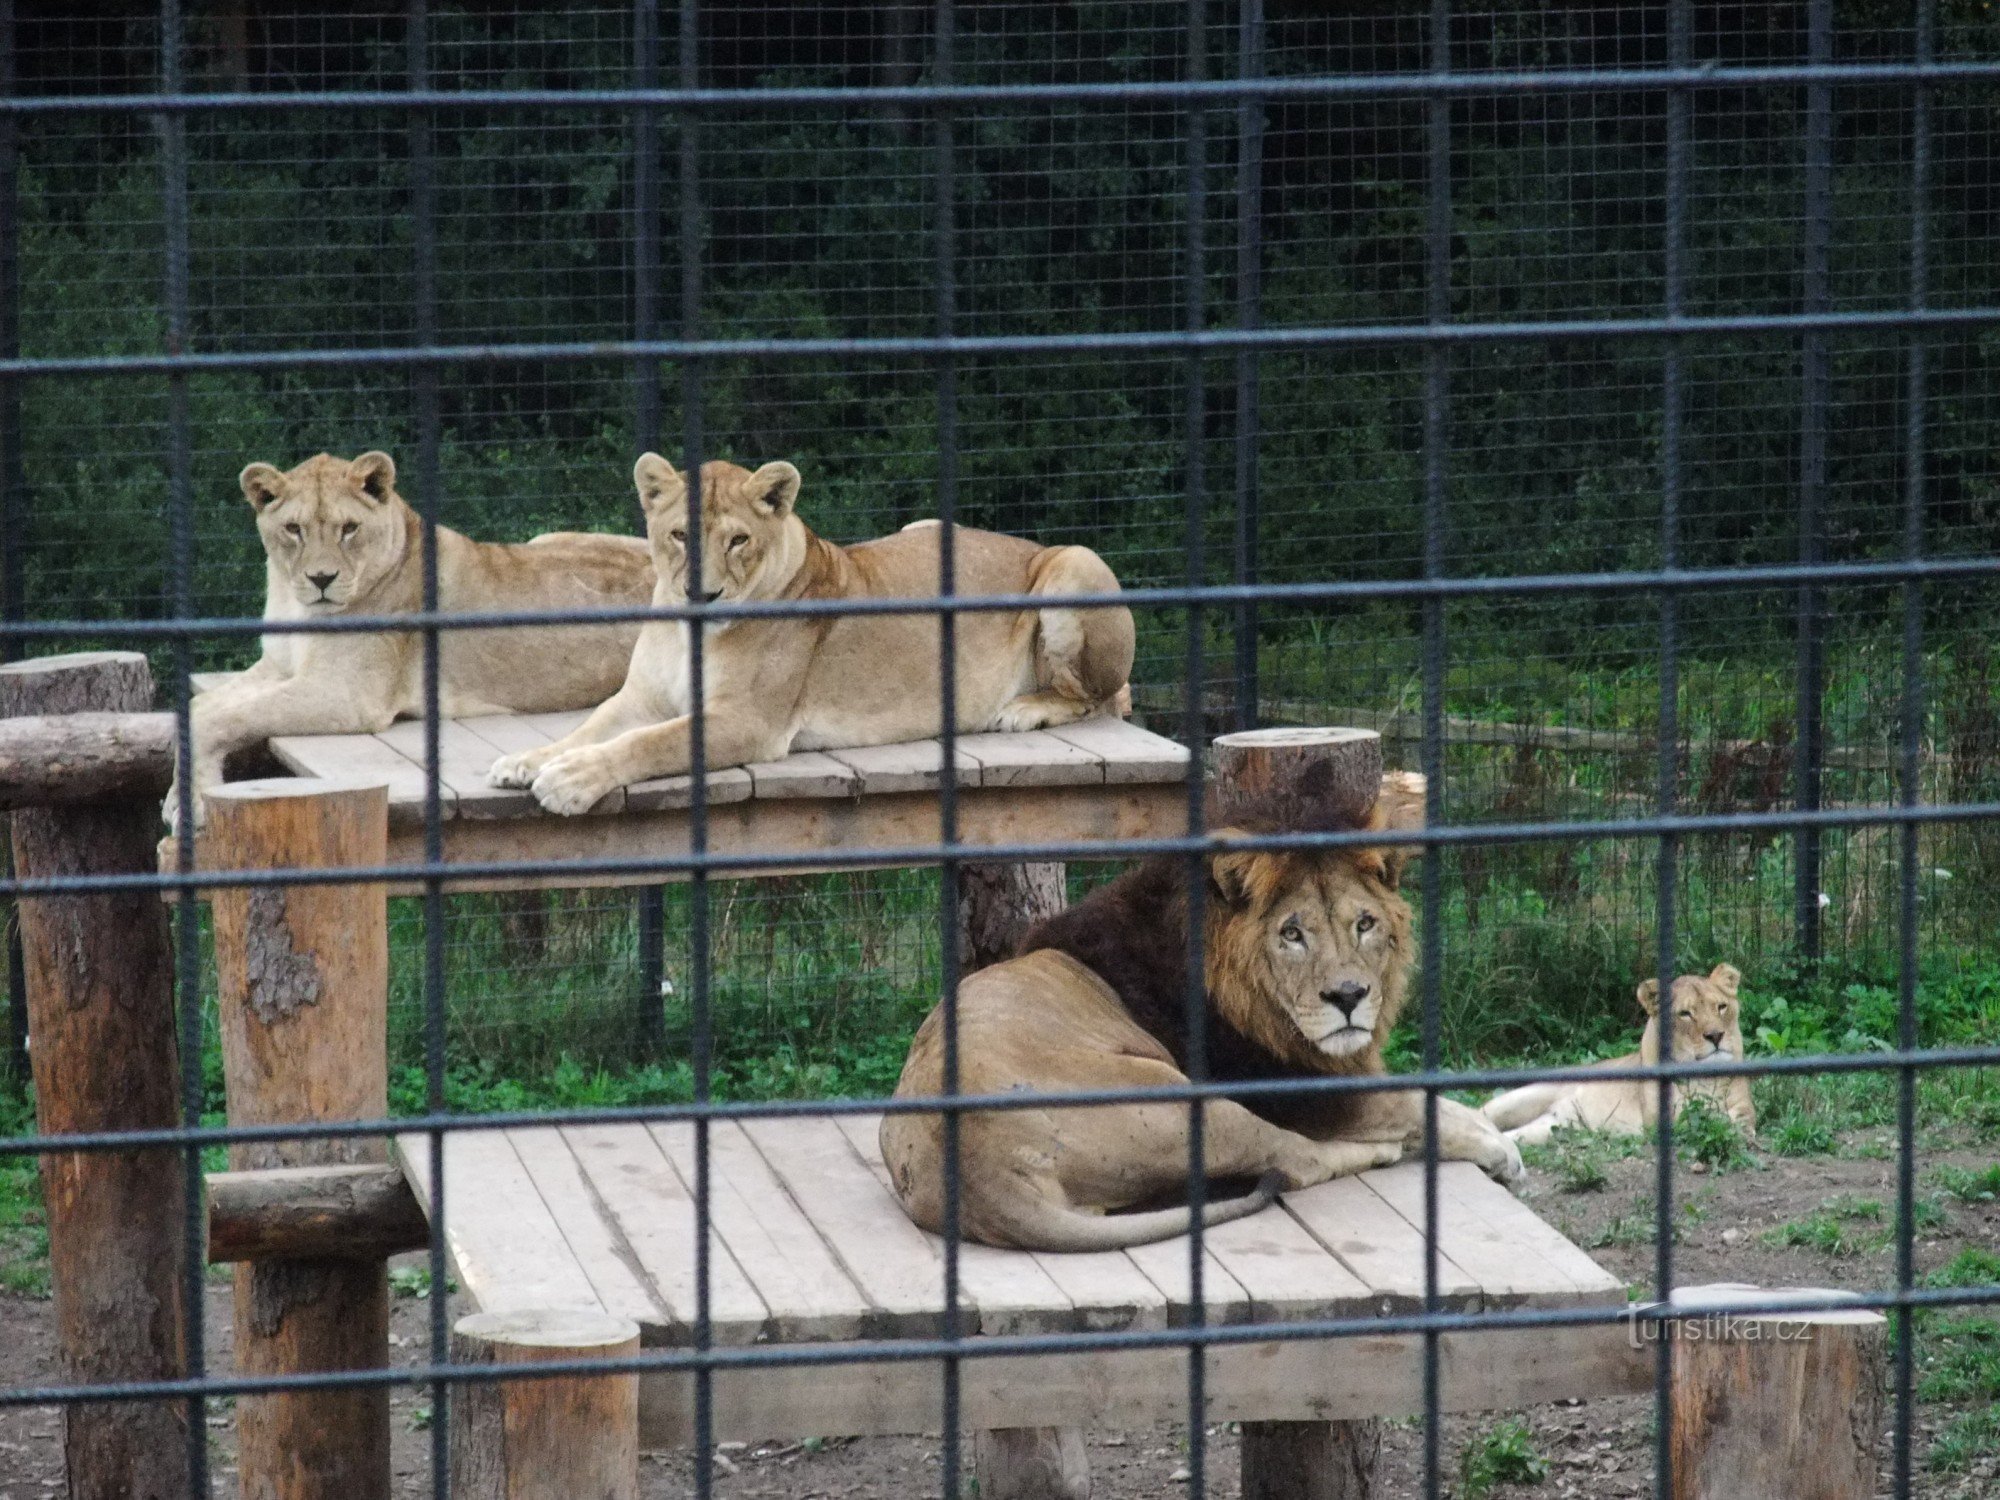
[1892,3,1931,1491]
[156,0,209,1491]
[1229,0,1263,735]
[1652,6,1691,1498]
[1794,0,1833,966]
[0,0,25,1085]
[1419,2,1450,1496]
[677,1,714,1493]
[633,0,667,1060]
[406,2,452,1494]
[931,0,965,1494]
[1180,3,1210,1495]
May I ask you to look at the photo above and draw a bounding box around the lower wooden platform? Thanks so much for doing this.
[394,1115,1638,1445]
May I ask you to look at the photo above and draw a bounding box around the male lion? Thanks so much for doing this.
[879,806,1525,1252]
[486,455,1134,815]
[1480,964,1755,1146]
[164,450,653,828]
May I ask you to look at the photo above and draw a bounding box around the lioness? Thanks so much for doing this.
[486,455,1134,815]
[1480,964,1755,1146]
[165,450,654,828]
[880,803,1525,1252]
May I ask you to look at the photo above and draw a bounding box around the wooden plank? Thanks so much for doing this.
[736,1116,946,1330]
[824,738,981,796]
[953,730,1105,789]
[375,717,537,819]
[1123,1231,1258,1328]
[1360,1161,1622,1309]
[1280,1174,1483,1313]
[830,1114,1077,1337]
[559,1123,769,1344]
[742,749,863,800]
[1199,1196,1377,1322]
[270,730,448,828]
[625,765,754,814]
[649,1121,873,1343]
[393,1129,602,1316]
[641,1322,1652,1446]
[1046,717,1189,785]
[504,1126,671,1332]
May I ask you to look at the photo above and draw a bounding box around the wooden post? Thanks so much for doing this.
[1213,728,1387,1500]
[208,777,392,1500]
[1,651,192,1500]
[449,1309,641,1500]
[1664,1283,1886,1500]
[975,1426,1092,1500]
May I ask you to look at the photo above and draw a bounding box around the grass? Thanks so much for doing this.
[0,1086,46,1298]
[1917,1250,2000,1473]
[1932,1161,2000,1204]
[1673,1098,1755,1173]
[1458,1418,1549,1497]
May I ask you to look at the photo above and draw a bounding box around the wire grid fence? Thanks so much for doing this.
[0,1,1998,1496]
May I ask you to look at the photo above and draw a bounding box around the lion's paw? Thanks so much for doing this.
[1481,1131,1527,1188]
[530,750,620,816]
[160,781,209,835]
[1367,1139,1404,1170]
[487,749,548,789]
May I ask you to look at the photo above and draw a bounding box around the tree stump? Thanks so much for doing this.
[449,1309,641,1500]
[957,861,1066,973]
[1,651,192,1500]
[975,1426,1092,1500]
[209,778,392,1500]
[1664,1283,1886,1500]
[1241,1419,1379,1500]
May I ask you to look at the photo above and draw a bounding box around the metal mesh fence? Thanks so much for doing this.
[1,2,1998,1497]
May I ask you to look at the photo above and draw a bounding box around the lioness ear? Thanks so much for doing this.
[347,450,397,504]
[240,462,285,511]
[634,452,685,516]
[746,460,801,517]
[1636,978,1662,1016]
[1708,963,1742,997]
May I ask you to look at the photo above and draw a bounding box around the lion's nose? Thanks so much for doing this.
[307,571,338,592]
[695,589,723,605]
[1322,980,1371,1015]
[1704,1030,1726,1047]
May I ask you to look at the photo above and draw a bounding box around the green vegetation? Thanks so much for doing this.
[0,1089,47,1299]
[1932,1162,2000,1204]
[1674,1098,1755,1174]
[1459,1418,1550,1497]
[1917,1250,2000,1473]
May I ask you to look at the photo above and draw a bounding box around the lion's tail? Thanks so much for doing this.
[1480,1080,1566,1131]
[1004,1172,1284,1252]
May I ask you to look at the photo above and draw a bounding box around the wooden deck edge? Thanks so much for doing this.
[639,1319,1652,1446]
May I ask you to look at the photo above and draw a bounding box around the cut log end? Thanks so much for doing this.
[1208,726,1384,830]
[451,1309,641,1500]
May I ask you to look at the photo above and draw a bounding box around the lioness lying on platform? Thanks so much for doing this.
[879,793,1524,1252]
[487,454,1135,814]
[1479,964,1755,1146]
[164,450,654,829]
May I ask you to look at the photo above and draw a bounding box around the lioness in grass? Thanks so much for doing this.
[1480,964,1756,1146]
[164,450,653,829]
[487,455,1135,814]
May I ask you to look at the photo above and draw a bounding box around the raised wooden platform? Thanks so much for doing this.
[394,1115,1637,1446]
[174,677,1188,892]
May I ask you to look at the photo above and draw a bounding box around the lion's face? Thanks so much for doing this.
[633,454,805,608]
[1207,845,1412,1067]
[240,451,408,611]
[1638,963,1744,1064]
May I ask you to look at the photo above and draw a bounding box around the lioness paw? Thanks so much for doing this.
[530,750,620,816]
[1367,1140,1404,1170]
[1483,1132,1527,1188]
[487,749,547,789]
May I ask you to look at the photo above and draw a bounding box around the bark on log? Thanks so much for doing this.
[1241,1418,1379,1500]
[209,778,392,1500]
[1209,727,1384,828]
[1665,1284,1886,1500]
[449,1309,641,1500]
[207,1164,428,1263]
[957,861,1066,972]
[975,1426,1092,1500]
[2,652,192,1500]
[0,710,173,809]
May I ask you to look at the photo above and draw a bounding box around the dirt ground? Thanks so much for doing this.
[2,1143,1996,1499]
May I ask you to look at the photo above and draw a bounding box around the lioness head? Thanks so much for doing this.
[633,453,806,607]
[1204,841,1413,1068]
[1638,963,1744,1063]
[239,451,409,611]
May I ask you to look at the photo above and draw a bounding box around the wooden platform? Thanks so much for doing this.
[394,1116,1638,1445]
[175,677,1188,892]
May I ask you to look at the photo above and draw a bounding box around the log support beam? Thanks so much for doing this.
[206,1163,428,1263]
